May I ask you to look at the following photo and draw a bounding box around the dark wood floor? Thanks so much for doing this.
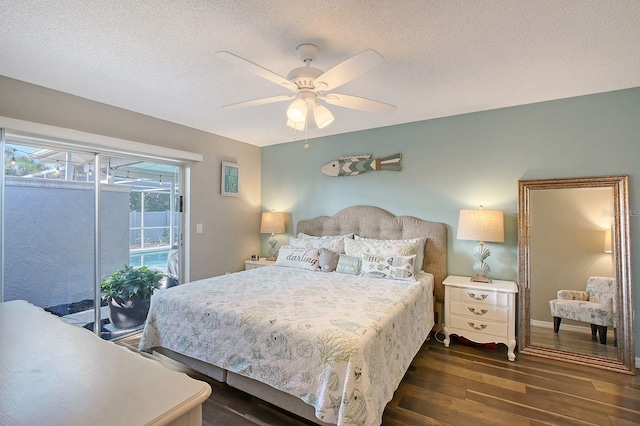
[116,333,640,425]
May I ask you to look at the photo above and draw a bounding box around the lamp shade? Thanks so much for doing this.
[457,208,504,243]
[287,99,307,123]
[260,211,285,234]
[313,102,334,129]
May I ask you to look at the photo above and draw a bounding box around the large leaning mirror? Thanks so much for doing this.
[518,175,635,374]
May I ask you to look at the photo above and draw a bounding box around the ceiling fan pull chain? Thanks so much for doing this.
[304,120,309,149]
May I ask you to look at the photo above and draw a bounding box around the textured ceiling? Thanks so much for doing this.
[1,1,639,147]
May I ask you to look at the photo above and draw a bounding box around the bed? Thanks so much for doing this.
[139,206,447,426]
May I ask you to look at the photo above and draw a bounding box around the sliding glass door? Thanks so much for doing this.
[1,131,183,340]
[100,155,182,338]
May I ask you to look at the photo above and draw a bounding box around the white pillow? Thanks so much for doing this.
[359,253,417,282]
[275,246,321,271]
[353,236,425,271]
[290,233,354,254]
[345,237,418,260]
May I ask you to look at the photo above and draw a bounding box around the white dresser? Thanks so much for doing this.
[442,275,518,361]
[0,300,211,426]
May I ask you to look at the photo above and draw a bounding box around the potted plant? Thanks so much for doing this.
[101,265,164,329]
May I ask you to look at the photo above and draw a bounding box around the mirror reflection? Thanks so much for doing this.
[529,187,616,358]
[518,175,635,375]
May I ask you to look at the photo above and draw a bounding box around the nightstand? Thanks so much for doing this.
[244,258,276,270]
[442,275,518,361]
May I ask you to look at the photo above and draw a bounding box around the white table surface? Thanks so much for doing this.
[0,300,211,426]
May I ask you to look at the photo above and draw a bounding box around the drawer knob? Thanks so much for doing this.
[467,322,488,331]
[468,307,488,315]
[467,292,488,300]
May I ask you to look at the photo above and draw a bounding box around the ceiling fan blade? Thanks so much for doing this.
[313,49,383,92]
[320,94,396,114]
[223,95,294,110]
[215,51,297,92]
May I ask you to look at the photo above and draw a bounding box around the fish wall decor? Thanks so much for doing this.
[321,153,402,177]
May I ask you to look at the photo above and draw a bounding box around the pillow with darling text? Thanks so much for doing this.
[275,246,321,271]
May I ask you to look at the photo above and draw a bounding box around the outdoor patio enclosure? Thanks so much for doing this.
[1,130,183,339]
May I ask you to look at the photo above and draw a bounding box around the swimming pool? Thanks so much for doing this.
[129,249,169,271]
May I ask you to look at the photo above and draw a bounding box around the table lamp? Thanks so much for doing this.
[260,211,285,260]
[457,206,504,283]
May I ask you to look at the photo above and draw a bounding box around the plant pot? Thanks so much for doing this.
[108,296,151,329]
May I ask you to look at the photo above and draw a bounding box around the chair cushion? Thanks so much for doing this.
[549,299,613,326]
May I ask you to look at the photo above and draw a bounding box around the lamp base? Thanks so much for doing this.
[470,274,492,283]
[268,233,279,259]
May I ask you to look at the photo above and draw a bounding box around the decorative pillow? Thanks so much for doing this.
[319,248,340,272]
[354,236,426,271]
[290,233,354,254]
[335,254,362,275]
[275,246,321,271]
[557,290,589,301]
[359,253,417,282]
[344,237,419,260]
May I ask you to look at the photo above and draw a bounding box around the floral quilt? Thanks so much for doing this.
[139,266,434,426]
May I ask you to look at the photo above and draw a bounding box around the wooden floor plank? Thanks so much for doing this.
[466,390,605,426]
[592,380,640,401]
[398,390,530,426]
[609,416,640,426]
[525,385,640,423]
[411,352,527,393]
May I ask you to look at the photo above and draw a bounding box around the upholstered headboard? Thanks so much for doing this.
[296,205,447,302]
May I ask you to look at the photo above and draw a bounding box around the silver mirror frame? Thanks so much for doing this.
[518,175,635,374]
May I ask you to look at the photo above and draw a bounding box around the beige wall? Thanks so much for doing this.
[0,76,261,280]
[529,187,614,323]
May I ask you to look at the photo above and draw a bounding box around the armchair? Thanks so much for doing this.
[548,276,616,345]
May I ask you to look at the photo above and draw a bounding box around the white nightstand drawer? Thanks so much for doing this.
[450,287,509,307]
[449,315,508,339]
[450,301,509,322]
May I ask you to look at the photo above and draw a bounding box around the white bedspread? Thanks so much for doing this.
[139,266,434,426]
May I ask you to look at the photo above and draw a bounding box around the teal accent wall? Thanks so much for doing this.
[262,87,640,353]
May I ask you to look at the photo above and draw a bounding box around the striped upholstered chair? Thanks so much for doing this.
[548,276,616,345]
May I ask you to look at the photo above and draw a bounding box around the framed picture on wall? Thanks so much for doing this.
[221,161,240,197]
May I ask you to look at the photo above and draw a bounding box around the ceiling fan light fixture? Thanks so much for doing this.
[287,98,307,123]
[313,103,334,129]
[217,44,394,133]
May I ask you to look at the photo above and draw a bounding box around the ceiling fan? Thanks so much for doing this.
[215,44,396,130]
